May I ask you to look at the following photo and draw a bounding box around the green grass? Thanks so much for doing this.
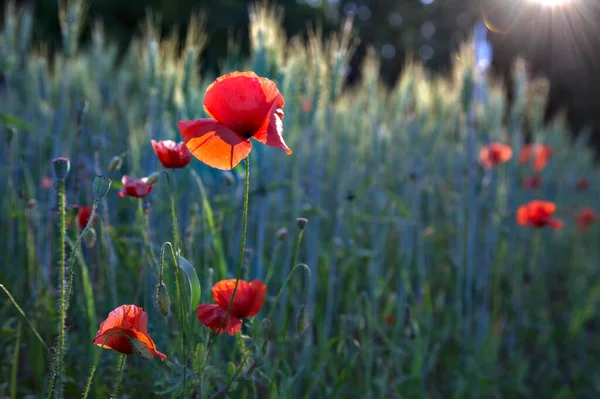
[2,1,600,398]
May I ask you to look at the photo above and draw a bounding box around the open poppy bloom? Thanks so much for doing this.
[518,144,554,171]
[575,178,589,192]
[151,140,193,169]
[178,71,291,170]
[516,200,563,229]
[118,176,154,198]
[478,142,512,169]
[196,279,267,335]
[576,207,597,231]
[77,206,95,230]
[522,174,542,190]
[92,304,166,361]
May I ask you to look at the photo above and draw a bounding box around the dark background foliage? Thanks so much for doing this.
[5,0,600,148]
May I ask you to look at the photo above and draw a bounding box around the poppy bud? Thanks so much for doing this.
[296,304,310,337]
[145,172,160,186]
[27,199,37,209]
[276,227,288,241]
[297,218,308,230]
[92,175,112,199]
[52,157,70,181]
[84,228,97,248]
[153,282,171,318]
[108,156,123,172]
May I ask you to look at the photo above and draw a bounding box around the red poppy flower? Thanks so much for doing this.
[384,314,395,325]
[196,279,267,335]
[92,304,166,361]
[575,178,589,192]
[178,71,292,170]
[522,174,542,190]
[576,207,597,231]
[516,200,563,229]
[77,206,95,230]
[478,142,513,169]
[118,176,154,198]
[518,144,554,171]
[151,140,193,169]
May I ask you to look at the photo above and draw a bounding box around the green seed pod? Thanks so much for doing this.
[52,157,70,181]
[297,217,308,230]
[276,227,288,241]
[153,282,171,318]
[92,175,112,199]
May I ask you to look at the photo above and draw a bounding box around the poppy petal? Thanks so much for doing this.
[93,327,135,354]
[211,279,252,317]
[196,304,242,335]
[179,119,252,170]
[203,72,283,135]
[245,280,267,318]
[252,105,292,154]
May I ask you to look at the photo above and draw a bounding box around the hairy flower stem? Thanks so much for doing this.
[82,332,132,399]
[205,156,250,358]
[111,354,126,398]
[65,199,98,303]
[47,178,67,399]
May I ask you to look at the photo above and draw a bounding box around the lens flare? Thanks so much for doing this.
[530,0,571,6]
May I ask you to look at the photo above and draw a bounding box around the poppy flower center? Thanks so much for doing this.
[243,131,253,138]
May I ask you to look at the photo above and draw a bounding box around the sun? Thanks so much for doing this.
[529,0,571,6]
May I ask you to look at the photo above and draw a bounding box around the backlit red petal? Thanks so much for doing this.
[179,119,252,170]
[245,280,267,318]
[203,72,283,136]
[196,304,242,335]
[252,104,292,154]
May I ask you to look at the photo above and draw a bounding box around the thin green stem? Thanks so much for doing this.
[65,199,99,304]
[0,284,47,350]
[264,241,281,287]
[205,156,250,358]
[82,332,133,399]
[160,241,189,397]
[48,179,67,399]
[111,354,126,399]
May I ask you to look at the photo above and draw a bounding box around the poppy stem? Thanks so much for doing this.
[111,354,126,399]
[65,199,99,306]
[205,156,251,356]
[82,331,134,399]
[47,177,67,399]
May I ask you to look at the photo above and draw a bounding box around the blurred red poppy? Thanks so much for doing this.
[478,142,512,169]
[151,140,192,169]
[518,144,554,171]
[77,206,95,230]
[41,176,53,190]
[118,176,154,198]
[516,200,563,229]
[196,279,267,335]
[522,174,542,190]
[302,100,312,113]
[178,71,291,170]
[576,207,597,231]
[92,304,166,361]
[575,178,589,192]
